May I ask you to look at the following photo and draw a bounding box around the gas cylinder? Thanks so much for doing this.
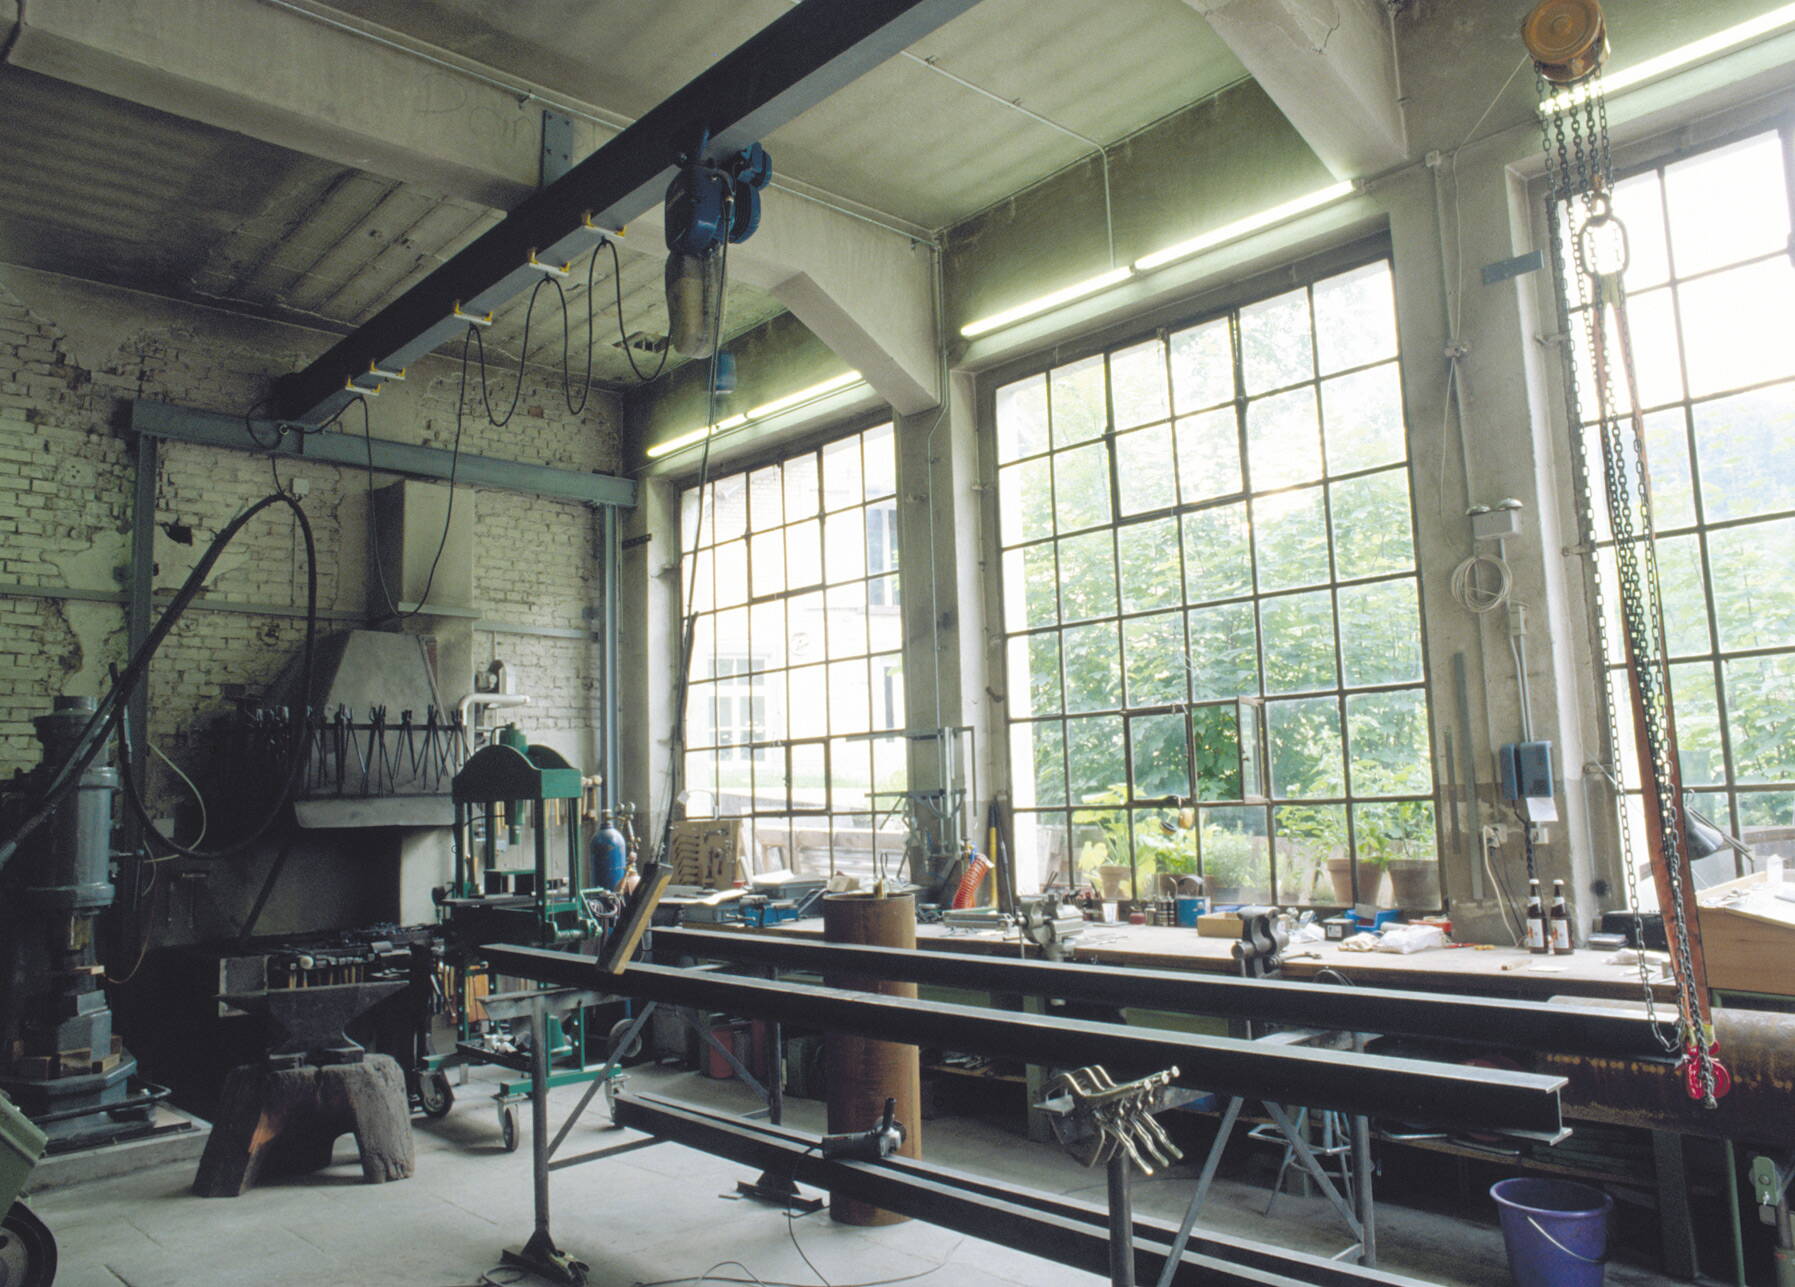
[588,809,629,890]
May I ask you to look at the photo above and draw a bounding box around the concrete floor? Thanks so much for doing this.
[31,1064,1682,1287]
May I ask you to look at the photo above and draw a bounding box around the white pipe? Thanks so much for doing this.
[459,692,531,745]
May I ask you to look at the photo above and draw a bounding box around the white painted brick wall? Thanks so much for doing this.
[0,276,622,798]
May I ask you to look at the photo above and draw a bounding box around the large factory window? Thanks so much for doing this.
[994,258,1438,907]
[678,422,906,880]
[1566,128,1795,888]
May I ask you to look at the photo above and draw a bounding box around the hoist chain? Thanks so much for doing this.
[1537,72,1721,1099]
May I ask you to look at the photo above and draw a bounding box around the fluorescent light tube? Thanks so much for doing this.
[646,374,863,460]
[959,266,1135,339]
[1132,181,1358,273]
[1540,3,1795,115]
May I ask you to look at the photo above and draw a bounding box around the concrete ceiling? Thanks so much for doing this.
[0,1,1246,391]
[318,0,1248,229]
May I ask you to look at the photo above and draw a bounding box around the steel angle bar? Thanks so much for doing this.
[483,946,1566,1136]
[272,0,983,426]
[129,400,634,507]
[652,927,1669,1059]
[612,1093,1423,1287]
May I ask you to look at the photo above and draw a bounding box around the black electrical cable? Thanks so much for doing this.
[118,502,318,861]
[606,237,672,384]
[471,275,554,428]
[362,369,466,622]
[0,491,319,874]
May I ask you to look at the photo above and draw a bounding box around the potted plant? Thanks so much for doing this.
[1356,800,1439,910]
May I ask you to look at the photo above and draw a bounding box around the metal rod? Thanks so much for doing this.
[1109,1150,1137,1287]
[612,1092,1421,1287]
[1156,1096,1244,1287]
[653,927,1668,1058]
[487,946,1567,1136]
[529,993,551,1237]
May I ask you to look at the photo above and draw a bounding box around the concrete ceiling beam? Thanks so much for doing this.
[3,0,941,413]
[1182,0,1408,177]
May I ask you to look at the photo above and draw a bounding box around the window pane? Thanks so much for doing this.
[1000,458,1054,545]
[827,581,868,656]
[1330,468,1414,579]
[1353,801,1438,909]
[1062,622,1122,713]
[1569,287,1684,414]
[1312,261,1396,375]
[1268,696,1345,798]
[1117,517,1182,612]
[1581,409,1694,538]
[789,663,827,739]
[1260,590,1336,694]
[750,599,786,674]
[783,453,819,520]
[1175,407,1244,503]
[1246,387,1323,490]
[788,590,825,665]
[1131,712,1189,799]
[1275,804,1349,905]
[1321,363,1405,473]
[1201,805,1270,902]
[1253,485,1330,592]
[1123,612,1187,708]
[1679,258,1795,398]
[749,465,783,531]
[862,422,896,500]
[787,519,822,588]
[714,540,747,608]
[1709,517,1795,652]
[1187,602,1258,701]
[997,374,1050,462]
[1013,721,1067,808]
[1115,424,1177,515]
[1695,383,1795,523]
[1654,533,1709,658]
[1009,631,1062,717]
[828,659,870,734]
[1723,653,1795,782]
[1182,503,1253,603]
[750,529,785,598]
[1002,544,1059,631]
[1051,355,1108,447]
[1347,689,1432,796]
[1671,661,1725,788]
[1057,530,1117,622]
[822,437,862,511]
[1664,132,1791,278]
[1066,714,1126,803]
[1607,169,1672,292]
[1169,317,1234,411]
[1338,579,1423,687]
[711,473,748,543]
[1110,339,1170,429]
[1054,441,1112,531]
[824,509,865,583]
[1192,704,1242,800]
[1239,288,1313,394]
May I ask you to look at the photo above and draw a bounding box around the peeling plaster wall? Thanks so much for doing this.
[0,264,620,939]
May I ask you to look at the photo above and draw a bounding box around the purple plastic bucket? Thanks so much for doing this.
[1491,1178,1612,1287]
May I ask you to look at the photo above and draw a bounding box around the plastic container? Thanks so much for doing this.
[1490,1177,1611,1287]
[1174,896,1208,927]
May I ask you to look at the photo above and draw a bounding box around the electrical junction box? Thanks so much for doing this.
[1500,740,1558,823]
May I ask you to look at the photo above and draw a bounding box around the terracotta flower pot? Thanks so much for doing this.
[1324,856,1355,905]
[1386,859,1440,910]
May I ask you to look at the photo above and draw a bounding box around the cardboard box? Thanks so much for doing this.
[1196,911,1242,939]
[1697,872,1795,998]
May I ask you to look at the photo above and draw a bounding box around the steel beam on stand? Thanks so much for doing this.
[652,927,1670,1059]
[483,945,1568,1137]
[612,1093,1427,1287]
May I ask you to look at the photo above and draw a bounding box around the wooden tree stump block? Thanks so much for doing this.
[194,1054,415,1197]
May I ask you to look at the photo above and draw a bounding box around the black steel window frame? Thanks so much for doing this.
[979,238,1442,907]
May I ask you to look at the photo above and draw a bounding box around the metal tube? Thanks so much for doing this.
[530,993,551,1237]
[653,927,1668,1058]
[486,945,1567,1136]
[1108,1151,1136,1287]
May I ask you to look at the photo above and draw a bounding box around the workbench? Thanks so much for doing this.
[706,919,1675,1004]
